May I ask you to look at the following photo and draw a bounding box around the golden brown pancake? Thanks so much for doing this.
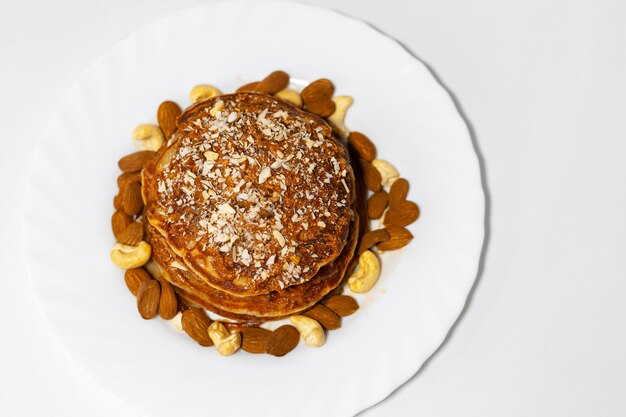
[143,93,354,297]
[146,213,358,321]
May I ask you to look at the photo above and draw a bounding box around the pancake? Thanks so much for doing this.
[143,93,354,297]
[146,212,358,321]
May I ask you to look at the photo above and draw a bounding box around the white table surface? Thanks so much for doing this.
[2,0,625,416]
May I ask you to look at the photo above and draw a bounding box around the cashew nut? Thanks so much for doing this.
[372,159,400,186]
[132,124,165,151]
[172,312,183,331]
[110,241,152,269]
[208,321,241,356]
[348,250,381,293]
[189,84,222,104]
[144,259,162,278]
[327,95,353,138]
[274,88,302,108]
[378,207,389,231]
[290,315,325,347]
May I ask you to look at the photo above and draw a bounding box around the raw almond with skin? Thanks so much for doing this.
[383,201,420,227]
[157,277,178,320]
[357,228,391,255]
[360,159,382,192]
[323,295,359,317]
[389,178,410,206]
[157,101,182,138]
[181,308,214,346]
[303,304,341,330]
[241,327,271,354]
[117,171,142,188]
[348,132,377,161]
[367,191,388,219]
[111,210,132,239]
[266,325,300,357]
[301,78,335,118]
[377,225,414,251]
[124,267,151,296]
[137,279,161,319]
[113,193,123,210]
[120,181,144,216]
[118,151,155,173]
[254,71,290,94]
[236,81,259,93]
[116,222,144,246]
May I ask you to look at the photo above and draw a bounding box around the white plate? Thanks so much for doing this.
[23,2,484,416]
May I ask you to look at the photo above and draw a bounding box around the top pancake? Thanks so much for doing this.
[143,93,354,296]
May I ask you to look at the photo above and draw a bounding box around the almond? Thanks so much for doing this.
[323,295,359,317]
[301,78,335,118]
[181,308,213,346]
[113,193,123,210]
[157,101,182,139]
[254,70,290,94]
[348,132,377,161]
[367,191,388,219]
[118,151,155,173]
[120,181,144,216]
[117,171,142,188]
[360,159,382,192]
[377,225,414,251]
[124,267,151,296]
[111,210,132,239]
[357,228,391,255]
[266,325,299,357]
[156,277,178,320]
[137,279,160,319]
[383,201,419,227]
[303,304,341,330]
[116,222,144,246]
[241,327,272,354]
[389,178,409,206]
[236,81,259,93]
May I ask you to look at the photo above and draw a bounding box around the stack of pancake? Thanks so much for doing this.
[142,92,358,321]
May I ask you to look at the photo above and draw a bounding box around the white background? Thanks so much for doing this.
[1,0,625,416]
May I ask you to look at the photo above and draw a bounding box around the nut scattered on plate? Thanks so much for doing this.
[109,71,420,357]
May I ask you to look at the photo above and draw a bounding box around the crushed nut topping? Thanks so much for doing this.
[150,93,353,291]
